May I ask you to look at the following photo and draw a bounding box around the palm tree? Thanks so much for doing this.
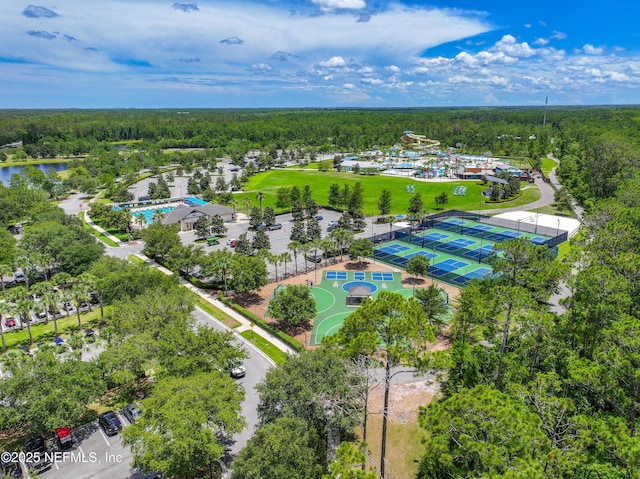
[75,273,97,313]
[32,252,55,281]
[135,213,146,230]
[255,192,266,213]
[229,199,238,221]
[152,209,166,223]
[268,254,280,282]
[280,252,292,279]
[31,281,52,323]
[41,291,61,337]
[52,272,73,318]
[288,241,301,275]
[10,287,34,345]
[0,264,12,299]
[70,283,89,330]
[243,198,252,216]
[13,255,35,290]
[331,228,354,263]
[299,242,312,272]
[0,299,11,352]
[320,238,334,268]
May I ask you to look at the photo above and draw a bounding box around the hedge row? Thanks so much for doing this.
[217,294,304,353]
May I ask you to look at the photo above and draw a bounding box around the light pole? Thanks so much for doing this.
[556,219,560,238]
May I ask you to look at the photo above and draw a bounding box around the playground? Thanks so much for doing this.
[308,269,415,346]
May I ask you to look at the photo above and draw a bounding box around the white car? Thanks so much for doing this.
[230,364,246,379]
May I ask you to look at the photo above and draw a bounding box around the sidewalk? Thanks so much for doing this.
[83,210,123,245]
[133,254,298,356]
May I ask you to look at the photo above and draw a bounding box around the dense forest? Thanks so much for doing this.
[2,107,640,478]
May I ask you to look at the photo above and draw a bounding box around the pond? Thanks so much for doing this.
[0,162,70,185]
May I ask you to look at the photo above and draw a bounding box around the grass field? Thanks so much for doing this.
[365,415,425,479]
[240,330,287,365]
[541,157,557,176]
[196,298,241,329]
[238,170,540,215]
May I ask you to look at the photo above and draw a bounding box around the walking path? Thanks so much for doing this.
[132,254,298,356]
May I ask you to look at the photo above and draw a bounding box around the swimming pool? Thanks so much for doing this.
[132,206,176,224]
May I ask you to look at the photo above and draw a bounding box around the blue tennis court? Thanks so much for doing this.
[326,271,348,280]
[531,236,547,245]
[436,258,468,272]
[465,245,495,260]
[372,272,394,281]
[448,238,476,248]
[451,267,493,286]
[464,224,493,232]
[377,244,411,255]
[354,272,365,280]
[422,232,449,241]
[394,251,437,266]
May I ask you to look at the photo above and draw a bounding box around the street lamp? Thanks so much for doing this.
[556,219,560,238]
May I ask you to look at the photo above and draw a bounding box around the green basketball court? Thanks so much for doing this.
[309,270,414,346]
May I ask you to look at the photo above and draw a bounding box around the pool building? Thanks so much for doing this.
[161,203,235,232]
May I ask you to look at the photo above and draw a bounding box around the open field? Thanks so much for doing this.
[237,170,540,215]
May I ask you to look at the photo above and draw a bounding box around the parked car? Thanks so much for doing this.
[206,237,219,246]
[0,456,22,478]
[306,254,323,263]
[23,436,51,473]
[266,223,282,231]
[98,411,122,436]
[328,220,337,226]
[84,328,95,338]
[14,271,25,283]
[4,317,17,328]
[56,426,73,450]
[326,224,336,232]
[123,403,142,424]
[316,215,323,221]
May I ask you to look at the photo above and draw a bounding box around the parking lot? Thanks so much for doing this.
[14,411,146,479]
[177,209,404,280]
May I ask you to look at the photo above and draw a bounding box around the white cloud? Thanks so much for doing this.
[534,38,549,46]
[318,56,347,67]
[310,0,366,11]
[550,31,567,40]
[386,65,400,72]
[492,35,535,58]
[582,44,604,55]
[343,82,356,89]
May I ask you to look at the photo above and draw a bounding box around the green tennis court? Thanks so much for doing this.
[309,270,413,346]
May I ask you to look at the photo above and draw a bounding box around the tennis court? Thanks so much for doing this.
[310,270,414,345]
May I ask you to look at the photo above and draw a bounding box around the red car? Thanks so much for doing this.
[56,426,73,449]
[4,317,16,328]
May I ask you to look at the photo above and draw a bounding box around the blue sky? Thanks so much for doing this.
[1,0,639,108]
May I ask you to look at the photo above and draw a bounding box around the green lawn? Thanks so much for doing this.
[78,212,119,247]
[238,170,539,215]
[541,157,557,176]
[127,254,148,266]
[196,298,241,328]
[240,330,288,365]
